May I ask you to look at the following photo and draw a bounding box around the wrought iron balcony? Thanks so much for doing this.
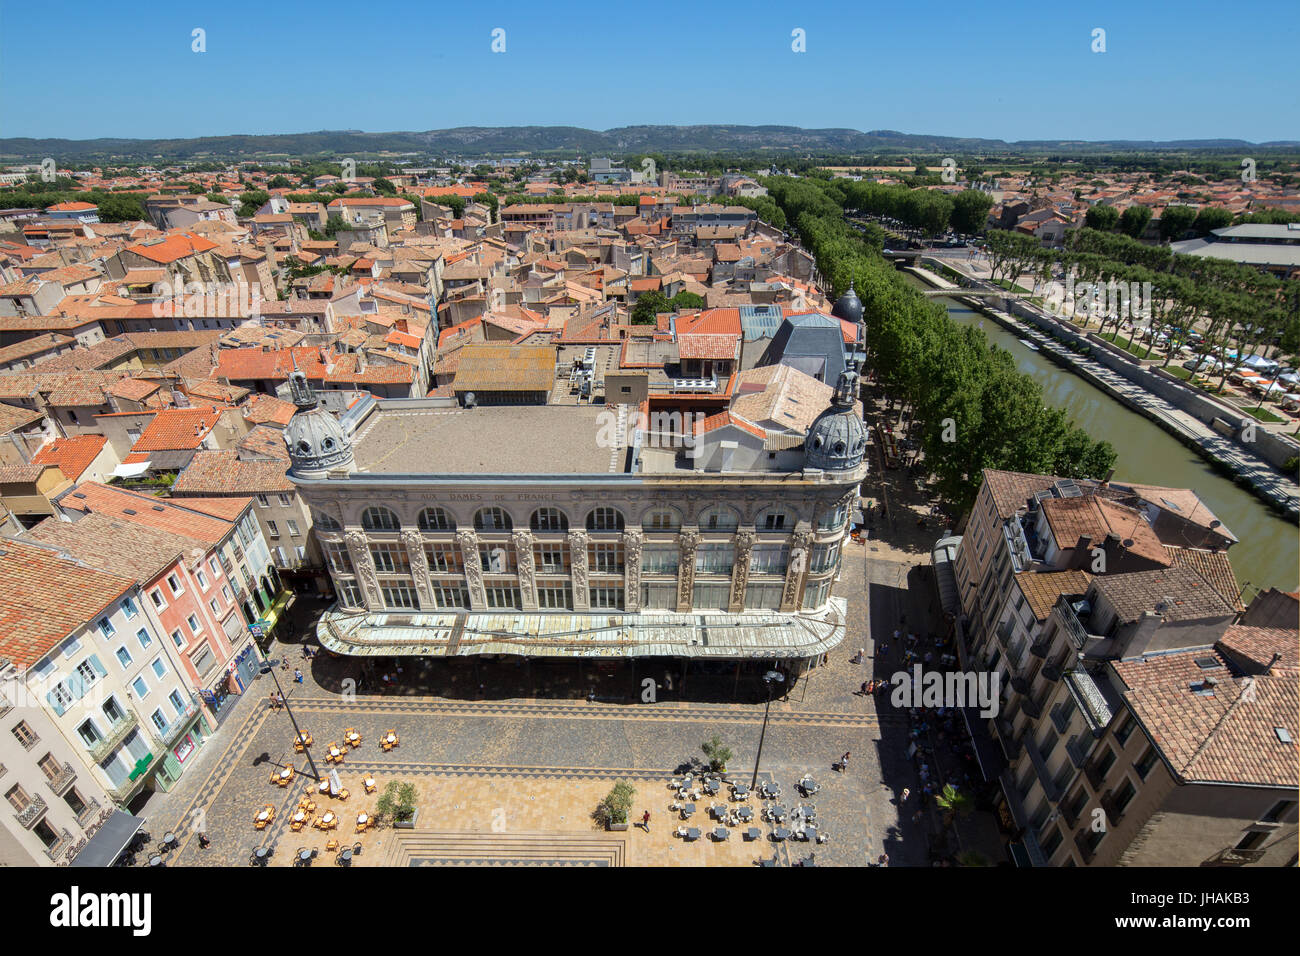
[1066,736,1090,771]
[160,697,200,748]
[1029,638,1051,659]
[1050,703,1072,734]
[87,712,139,764]
[1021,695,1043,720]
[995,619,1015,649]
[47,761,77,796]
[75,797,101,828]
[15,794,48,829]
[1055,596,1093,650]
[1203,847,1266,866]
[1026,741,1063,803]
[1041,660,1064,682]
[44,827,74,862]
[1084,760,1110,791]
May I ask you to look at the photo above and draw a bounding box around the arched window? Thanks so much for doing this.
[418,507,455,532]
[530,507,569,532]
[756,507,793,532]
[641,506,682,531]
[699,505,739,532]
[314,511,342,532]
[586,507,625,532]
[361,506,400,531]
[474,507,513,532]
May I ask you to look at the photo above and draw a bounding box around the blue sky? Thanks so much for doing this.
[2,0,1296,142]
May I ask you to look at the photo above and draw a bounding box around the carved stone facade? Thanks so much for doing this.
[567,529,590,611]
[402,529,432,607]
[296,469,861,623]
[730,530,755,613]
[623,529,643,612]
[456,529,485,609]
[782,530,815,612]
[512,529,537,610]
[676,528,700,613]
[345,530,380,607]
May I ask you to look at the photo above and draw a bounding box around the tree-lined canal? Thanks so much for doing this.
[906,275,1298,594]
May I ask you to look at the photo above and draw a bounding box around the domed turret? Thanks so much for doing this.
[804,352,867,473]
[284,368,354,479]
[831,280,863,325]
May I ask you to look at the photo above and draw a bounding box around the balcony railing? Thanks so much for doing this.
[46,761,77,796]
[75,797,101,828]
[1203,847,1266,866]
[160,697,200,748]
[1085,760,1110,791]
[1066,736,1090,771]
[87,712,139,764]
[1026,741,1063,803]
[996,619,1015,648]
[1050,703,1072,734]
[1055,596,1092,650]
[44,827,74,863]
[15,794,48,829]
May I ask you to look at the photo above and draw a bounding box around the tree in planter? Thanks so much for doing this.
[592,781,636,827]
[935,783,973,828]
[375,781,418,826]
[701,736,732,772]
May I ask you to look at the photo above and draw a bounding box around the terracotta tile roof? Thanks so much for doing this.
[109,377,163,402]
[677,332,739,361]
[693,410,766,441]
[0,403,43,434]
[1163,546,1244,611]
[0,462,52,483]
[125,231,218,264]
[980,468,1061,519]
[167,495,252,522]
[173,449,293,495]
[1094,566,1235,624]
[25,512,206,584]
[1014,569,1093,621]
[237,425,290,461]
[451,344,554,392]
[0,537,134,668]
[30,435,107,482]
[1111,632,1298,787]
[57,481,234,544]
[676,308,742,336]
[241,393,296,427]
[131,406,223,452]
[1041,496,1170,566]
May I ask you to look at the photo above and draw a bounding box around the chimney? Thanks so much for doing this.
[1264,652,1282,675]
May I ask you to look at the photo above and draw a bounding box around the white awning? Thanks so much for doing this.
[111,460,151,478]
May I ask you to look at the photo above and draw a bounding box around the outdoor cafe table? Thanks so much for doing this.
[279,767,293,780]
[256,810,271,822]
[293,811,306,823]
[773,827,790,841]
[298,849,313,865]
[318,780,331,793]
[680,803,696,818]
[712,826,729,840]
[254,847,269,861]
[737,807,753,822]
[339,848,353,864]
[149,855,163,867]
[771,805,786,821]
[732,784,749,798]
[702,780,719,794]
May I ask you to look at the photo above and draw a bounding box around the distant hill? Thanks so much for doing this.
[2,126,1297,163]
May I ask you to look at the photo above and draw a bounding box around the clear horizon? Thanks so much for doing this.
[1,0,1296,142]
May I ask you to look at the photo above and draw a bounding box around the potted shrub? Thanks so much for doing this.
[377,781,419,829]
[701,736,732,773]
[593,781,636,831]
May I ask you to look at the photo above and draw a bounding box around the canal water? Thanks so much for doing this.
[903,276,1299,594]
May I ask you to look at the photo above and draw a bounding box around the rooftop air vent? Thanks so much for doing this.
[122,508,137,515]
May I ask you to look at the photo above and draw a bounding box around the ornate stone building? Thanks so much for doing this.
[285,358,867,671]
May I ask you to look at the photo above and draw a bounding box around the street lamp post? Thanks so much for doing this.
[750,670,785,791]
[260,657,322,782]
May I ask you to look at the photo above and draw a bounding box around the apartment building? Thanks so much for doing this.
[52,482,273,708]
[0,538,202,815]
[1,660,118,866]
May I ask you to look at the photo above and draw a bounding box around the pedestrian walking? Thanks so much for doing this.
[641,810,651,833]
[878,642,889,657]
[839,751,851,773]
[294,668,304,684]
[900,788,910,803]
[198,832,211,850]
[877,853,889,867]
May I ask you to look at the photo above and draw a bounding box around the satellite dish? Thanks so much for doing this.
[1122,539,1134,548]
[1209,520,1221,529]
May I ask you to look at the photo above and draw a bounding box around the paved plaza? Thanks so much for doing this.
[137,517,1003,867]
